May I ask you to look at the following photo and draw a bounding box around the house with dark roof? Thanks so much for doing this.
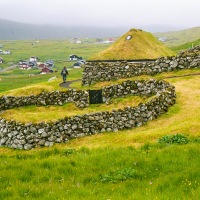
[70,38,82,44]
[19,62,33,70]
[0,57,3,64]
[69,54,82,61]
[18,60,36,70]
[45,60,54,67]
[73,60,86,68]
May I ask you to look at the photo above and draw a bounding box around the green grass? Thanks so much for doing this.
[0,40,200,199]
[1,70,200,199]
[1,95,149,123]
[171,39,200,52]
[0,143,200,200]
[154,26,200,47]
[0,40,111,93]
[0,40,111,69]
[0,68,83,94]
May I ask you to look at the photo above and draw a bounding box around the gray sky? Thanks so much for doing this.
[0,0,199,29]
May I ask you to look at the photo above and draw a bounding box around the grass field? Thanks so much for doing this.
[1,143,200,200]
[0,69,200,199]
[0,41,200,199]
[0,40,111,93]
[154,26,200,47]
[0,40,111,70]
[171,39,200,52]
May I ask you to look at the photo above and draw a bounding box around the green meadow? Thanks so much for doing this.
[154,26,200,47]
[0,39,200,199]
[0,39,111,69]
[0,40,110,93]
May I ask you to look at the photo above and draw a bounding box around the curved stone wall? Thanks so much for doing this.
[0,89,89,110]
[0,79,176,150]
[82,45,200,85]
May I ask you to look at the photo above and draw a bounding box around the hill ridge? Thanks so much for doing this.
[89,28,175,60]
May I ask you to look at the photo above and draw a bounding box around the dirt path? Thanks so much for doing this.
[59,79,81,88]
[0,65,17,73]
[58,73,200,89]
[164,72,200,79]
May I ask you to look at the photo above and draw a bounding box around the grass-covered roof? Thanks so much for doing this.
[89,28,175,60]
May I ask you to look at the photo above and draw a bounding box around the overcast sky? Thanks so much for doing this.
[0,0,199,29]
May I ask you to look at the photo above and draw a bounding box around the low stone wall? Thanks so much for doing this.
[82,45,200,85]
[0,89,89,110]
[102,79,172,103]
[0,79,176,150]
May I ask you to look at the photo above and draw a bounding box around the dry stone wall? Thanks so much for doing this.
[82,45,200,85]
[0,79,176,150]
[0,89,89,110]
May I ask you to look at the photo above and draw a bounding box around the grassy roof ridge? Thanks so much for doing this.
[89,28,175,60]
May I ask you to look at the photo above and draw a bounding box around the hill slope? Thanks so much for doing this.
[171,39,200,52]
[0,19,128,39]
[154,26,200,47]
[89,29,175,60]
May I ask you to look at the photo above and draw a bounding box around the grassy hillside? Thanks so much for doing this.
[0,40,111,69]
[0,70,200,199]
[154,26,200,47]
[0,19,128,39]
[0,40,112,93]
[0,40,200,199]
[171,39,200,52]
[89,29,175,60]
[1,143,200,200]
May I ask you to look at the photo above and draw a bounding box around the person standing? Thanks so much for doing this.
[61,66,68,83]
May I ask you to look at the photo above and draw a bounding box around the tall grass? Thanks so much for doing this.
[0,70,200,199]
[0,143,200,200]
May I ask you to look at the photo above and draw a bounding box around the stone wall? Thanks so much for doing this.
[102,79,172,103]
[82,45,200,85]
[0,79,176,149]
[0,89,89,110]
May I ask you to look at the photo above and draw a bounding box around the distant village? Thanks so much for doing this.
[17,54,86,74]
[0,37,116,72]
[70,37,115,44]
[0,35,168,74]
[18,57,54,74]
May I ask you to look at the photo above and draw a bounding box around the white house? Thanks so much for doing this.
[103,38,115,44]
[69,54,82,61]
[3,50,11,55]
[18,61,36,70]
[70,38,82,44]
[19,63,32,70]
[30,56,38,62]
